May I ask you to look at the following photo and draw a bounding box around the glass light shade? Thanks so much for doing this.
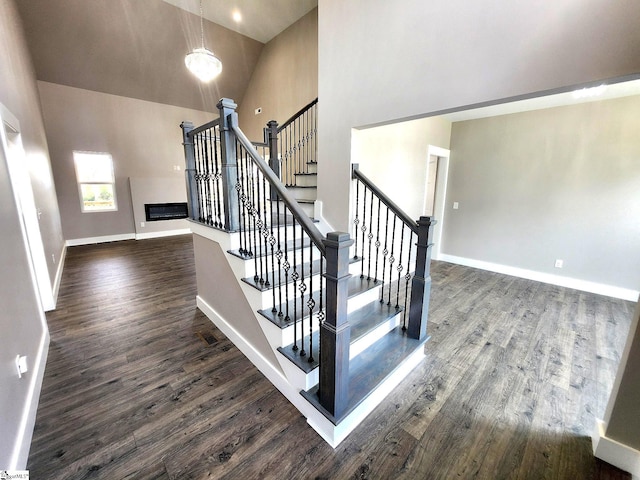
[185,48,222,82]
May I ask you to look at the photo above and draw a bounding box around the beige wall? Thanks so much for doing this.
[0,0,62,468]
[37,82,214,241]
[16,0,263,113]
[443,96,640,291]
[237,8,318,140]
[352,116,452,220]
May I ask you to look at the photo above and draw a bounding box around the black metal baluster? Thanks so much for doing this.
[292,216,298,351]
[387,215,397,306]
[275,194,283,317]
[374,197,382,283]
[196,133,205,223]
[299,221,306,357]
[234,141,243,246]
[237,141,248,255]
[262,175,270,288]
[353,179,360,259]
[367,188,374,280]
[307,241,315,363]
[396,223,406,310]
[214,127,222,228]
[380,205,390,303]
[360,185,367,279]
[269,196,277,313]
[402,231,414,330]
[254,160,264,285]
[210,128,220,227]
[283,205,291,324]
[204,129,213,226]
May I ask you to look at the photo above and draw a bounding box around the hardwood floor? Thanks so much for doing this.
[28,234,634,479]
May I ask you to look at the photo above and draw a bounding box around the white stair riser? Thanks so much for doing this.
[287,186,317,202]
[294,174,317,188]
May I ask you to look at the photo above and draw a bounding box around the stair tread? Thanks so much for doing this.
[277,299,403,373]
[259,272,377,329]
[301,327,427,424]
[228,236,313,260]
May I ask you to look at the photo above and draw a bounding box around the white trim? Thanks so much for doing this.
[439,253,639,302]
[49,244,66,311]
[593,419,640,478]
[66,233,135,246]
[135,228,191,240]
[425,146,450,261]
[9,329,50,469]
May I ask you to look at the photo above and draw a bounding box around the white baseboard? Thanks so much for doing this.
[593,419,640,478]
[438,254,639,302]
[66,233,135,246]
[50,244,66,311]
[10,328,50,469]
[135,228,191,240]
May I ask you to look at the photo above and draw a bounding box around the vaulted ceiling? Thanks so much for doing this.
[16,0,312,112]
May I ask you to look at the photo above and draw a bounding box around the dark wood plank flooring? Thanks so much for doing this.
[27,234,635,479]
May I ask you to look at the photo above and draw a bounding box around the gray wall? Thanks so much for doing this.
[16,0,263,113]
[318,0,640,232]
[443,96,640,292]
[0,0,62,468]
[236,8,318,141]
[38,82,214,241]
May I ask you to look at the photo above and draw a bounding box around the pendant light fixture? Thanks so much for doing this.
[185,0,222,82]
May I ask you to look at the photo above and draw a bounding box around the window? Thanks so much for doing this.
[73,151,117,212]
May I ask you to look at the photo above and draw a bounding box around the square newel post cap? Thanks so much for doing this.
[323,232,354,248]
[216,98,237,111]
[417,216,437,227]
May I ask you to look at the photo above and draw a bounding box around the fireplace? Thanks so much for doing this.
[144,202,188,222]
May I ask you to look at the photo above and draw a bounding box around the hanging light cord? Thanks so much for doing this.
[199,0,206,49]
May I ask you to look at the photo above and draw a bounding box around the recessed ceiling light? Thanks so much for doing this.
[572,84,607,99]
[232,10,242,22]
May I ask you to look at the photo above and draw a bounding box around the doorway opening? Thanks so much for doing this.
[423,145,449,261]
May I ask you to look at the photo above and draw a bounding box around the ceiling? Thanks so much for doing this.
[162,0,318,43]
[442,78,640,122]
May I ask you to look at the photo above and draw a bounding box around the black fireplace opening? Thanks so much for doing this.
[144,202,188,221]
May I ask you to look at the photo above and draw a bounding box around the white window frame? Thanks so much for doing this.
[73,151,117,212]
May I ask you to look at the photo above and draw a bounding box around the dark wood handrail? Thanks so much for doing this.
[277,98,318,133]
[230,112,327,256]
[352,164,418,234]
[188,117,221,137]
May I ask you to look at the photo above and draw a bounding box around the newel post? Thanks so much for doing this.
[217,98,240,232]
[265,120,280,200]
[319,232,353,419]
[407,216,437,341]
[180,121,199,222]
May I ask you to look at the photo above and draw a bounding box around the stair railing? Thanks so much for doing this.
[181,99,433,420]
[351,164,436,341]
[181,98,352,418]
[256,98,318,187]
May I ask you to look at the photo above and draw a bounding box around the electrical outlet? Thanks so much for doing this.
[453,202,459,210]
[140,222,145,228]
[555,259,563,268]
[16,355,28,378]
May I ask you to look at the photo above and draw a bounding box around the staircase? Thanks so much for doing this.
[180,98,435,447]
